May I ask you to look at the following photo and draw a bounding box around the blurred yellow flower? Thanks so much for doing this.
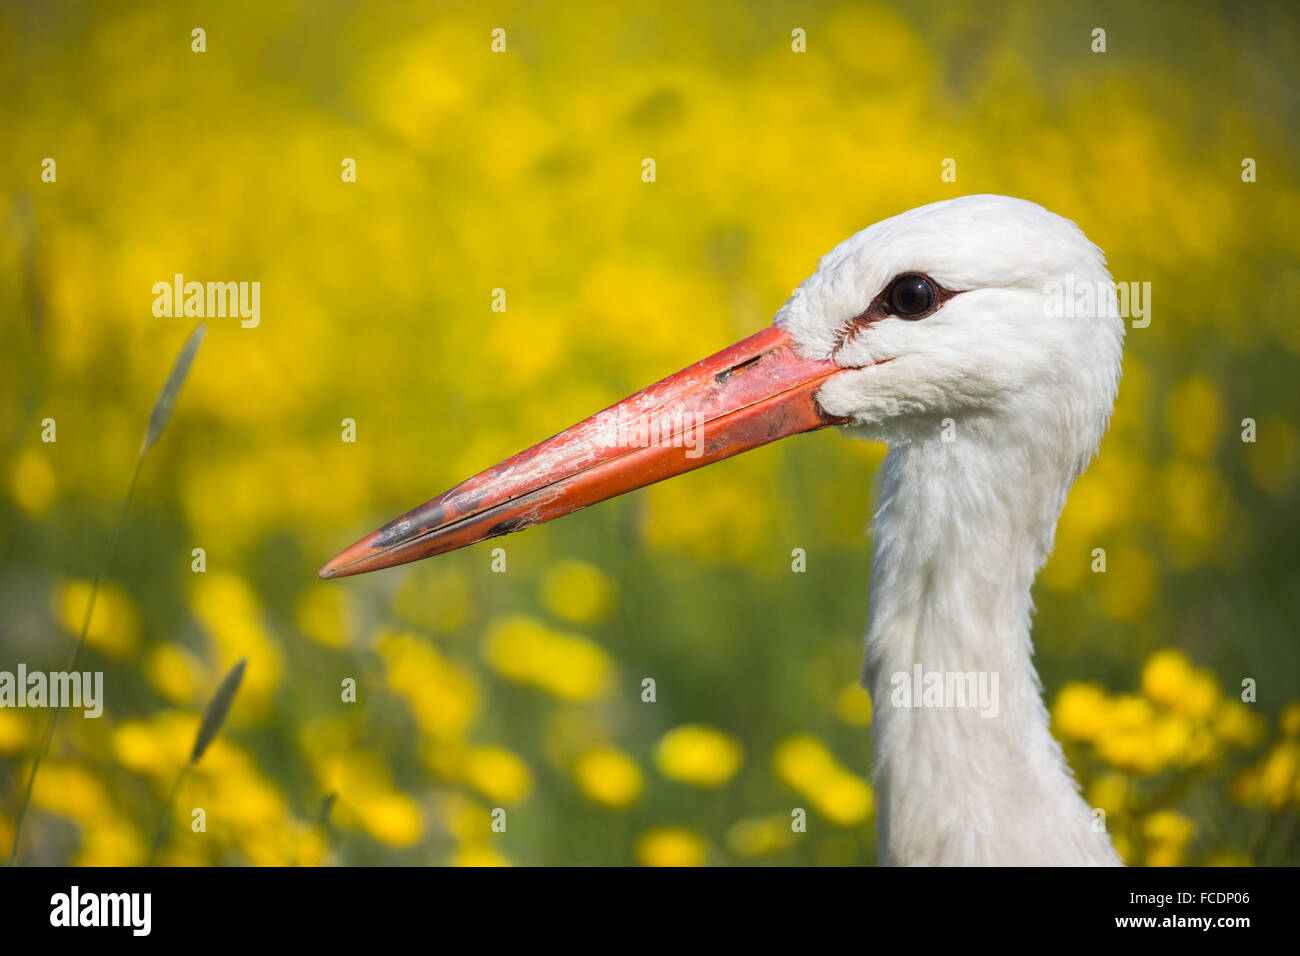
[76,816,145,867]
[1214,699,1267,750]
[191,573,284,716]
[316,749,422,846]
[378,632,480,739]
[573,746,643,808]
[1052,682,1112,741]
[773,734,873,826]
[463,745,533,804]
[642,462,775,563]
[144,643,203,705]
[655,724,743,788]
[1095,696,1168,775]
[11,448,56,518]
[1141,649,1220,718]
[0,709,31,755]
[452,844,511,867]
[54,578,139,658]
[112,714,193,783]
[483,614,614,701]
[1280,702,1300,738]
[1253,741,1300,809]
[439,794,494,844]
[31,761,108,824]
[1086,773,1129,817]
[1143,810,1195,866]
[831,682,872,727]
[240,821,326,867]
[295,583,353,648]
[635,826,708,867]
[540,559,616,624]
[357,792,423,848]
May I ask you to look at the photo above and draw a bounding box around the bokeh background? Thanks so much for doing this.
[2,0,1298,866]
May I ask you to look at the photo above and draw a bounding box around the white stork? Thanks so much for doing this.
[322,194,1125,866]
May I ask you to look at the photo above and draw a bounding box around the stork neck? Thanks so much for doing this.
[863,433,1118,865]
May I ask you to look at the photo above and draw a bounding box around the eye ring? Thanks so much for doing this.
[885,273,937,318]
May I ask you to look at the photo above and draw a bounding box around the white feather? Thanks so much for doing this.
[777,195,1125,865]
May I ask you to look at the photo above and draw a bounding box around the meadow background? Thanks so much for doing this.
[1,0,1298,866]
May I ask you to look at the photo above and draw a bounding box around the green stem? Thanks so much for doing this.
[7,454,144,866]
[145,763,191,866]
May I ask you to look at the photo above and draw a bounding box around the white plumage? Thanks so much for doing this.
[779,195,1124,865]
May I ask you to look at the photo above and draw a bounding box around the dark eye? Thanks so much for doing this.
[886,273,936,318]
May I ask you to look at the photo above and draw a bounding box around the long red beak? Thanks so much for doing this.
[319,325,847,579]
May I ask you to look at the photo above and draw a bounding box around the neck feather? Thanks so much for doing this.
[864,428,1120,866]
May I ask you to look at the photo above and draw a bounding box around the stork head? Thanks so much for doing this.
[777,194,1124,465]
[321,194,1124,578]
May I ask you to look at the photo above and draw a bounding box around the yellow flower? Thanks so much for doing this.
[356,792,423,847]
[295,583,353,647]
[11,448,56,518]
[111,714,193,782]
[573,746,643,808]
[1086,773,1129,817]
[191,573,284,715]
[452,844,510,867]
[540,560,616,624]
[75,816,145,867]
[831,682,872,727]
[439,795,494,843]
[1279,702,1300,738]
[0,709,31,755]
[1256,741,1300,808]
[53,578,139,658]
[1052,682,1112,741]
[1144,809,1195,845]
[482,615,614,701]
[655,724,743,788]
[1143,810,1195,866]
[378,632,480,739]
[772,734,874,826]
[1141,649,1194,710]
[31,762,108,824]
[1214,699,1267,749]
[635,826,708,867]
[144,643,203,705]
[463,745,533,804]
